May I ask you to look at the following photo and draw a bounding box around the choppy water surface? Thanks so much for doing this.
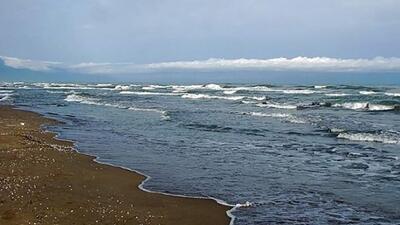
[1,82,400,224]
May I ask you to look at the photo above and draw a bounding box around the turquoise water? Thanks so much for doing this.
[1,82,400,224]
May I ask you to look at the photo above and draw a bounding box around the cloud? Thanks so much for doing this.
[0,56,61,71]
[69,57,400,74]
[2,55,400,74]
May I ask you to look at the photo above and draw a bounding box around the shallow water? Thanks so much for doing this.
[2,82,400,224]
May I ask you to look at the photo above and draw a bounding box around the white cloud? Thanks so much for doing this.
[0,56,61,71]
[2,55,400,74]
[70,57,400,74]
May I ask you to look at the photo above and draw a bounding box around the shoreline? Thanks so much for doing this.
[0,105,232,225]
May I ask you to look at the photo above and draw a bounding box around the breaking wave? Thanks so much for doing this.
[385,92,400,97]
[359,91,378,95]
[337,132,400,145]
[0,93,13,102]
[334,102,397,111]
[64,93,168,119]
[182,93,245,101]
[282,89,316,94]
[244,112,306,124]
[256,102,297,109]
[120,91,179,96]
[325,93,350,97]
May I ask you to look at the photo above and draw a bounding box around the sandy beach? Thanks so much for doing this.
[0,106,231,225]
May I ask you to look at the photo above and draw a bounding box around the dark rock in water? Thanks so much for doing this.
[321,102,332,107]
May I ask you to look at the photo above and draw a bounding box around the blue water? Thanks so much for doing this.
[1,82,400,224]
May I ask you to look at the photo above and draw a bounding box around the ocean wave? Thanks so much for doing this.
[173,84,274,93]
[114,85,132,90]
[46,90,66,94]
[142,85,170,90]
[256,102,297,109]
[0,93,13,102]
[249,96,267,101]
[282,89,316,94]
[246,112,291,118]
[182,93,245,101]
[235,201,254,208]
[35,83,95,90]
[329,128,346,133]
[337,132,400,144]
[231,86,275,92]
[314,85,327,89]
[385,92,400,97]
[128,107,170,120]
[223,90,237,95]
[65,93,168,119]
[241,100,257,104]
[0,90,13,93]
[204,83,225,90]
[120,91,179,96]
[325,93,350,97]
[171,84,217,93]
[334,102,396,111]
[93,83,115,88]
[359,91,378,95]
[245,112,306,124]
[64,93,100,105]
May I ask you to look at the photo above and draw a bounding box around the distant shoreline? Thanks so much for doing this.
[0,105,231,225]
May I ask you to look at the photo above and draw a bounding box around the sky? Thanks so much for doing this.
[0,0,400,82]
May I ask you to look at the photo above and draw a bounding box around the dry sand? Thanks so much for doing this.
[0,106,231,225]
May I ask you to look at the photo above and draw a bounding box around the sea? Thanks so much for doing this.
[1,82,400,225]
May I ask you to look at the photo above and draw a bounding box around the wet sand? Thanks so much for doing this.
[0,106,231,225]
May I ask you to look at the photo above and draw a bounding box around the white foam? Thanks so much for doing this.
[233,86,275,92]
[0,90,13,93]
[182,93,245,101]
[46,90,65,94]
[325,93,350,97]
[128,107,170,120]
[0,93,12,102]
[368,104,395,111]
[359,91,378,95]
[204,83,224,90]
[171,85,205,93]
[37,83,95,90]
[246,112,306,124]
[94,83,114,88]
[248,112,291,118]
[64,94,99,105]
[338,132,400,144]
[385,92,400,97]
[114,85,131,90]
[256,103,297,109]
[334,102,394,111]
[241,100,257,104]
[235,201,253,208]
[64,93,168,119]
[223,90,237,95]
[120,91,178,96]
[282,89,316,94]
[330,128,345,133]
[314,85,327,89]
[249,96,267,101]
[142,85,169,90]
